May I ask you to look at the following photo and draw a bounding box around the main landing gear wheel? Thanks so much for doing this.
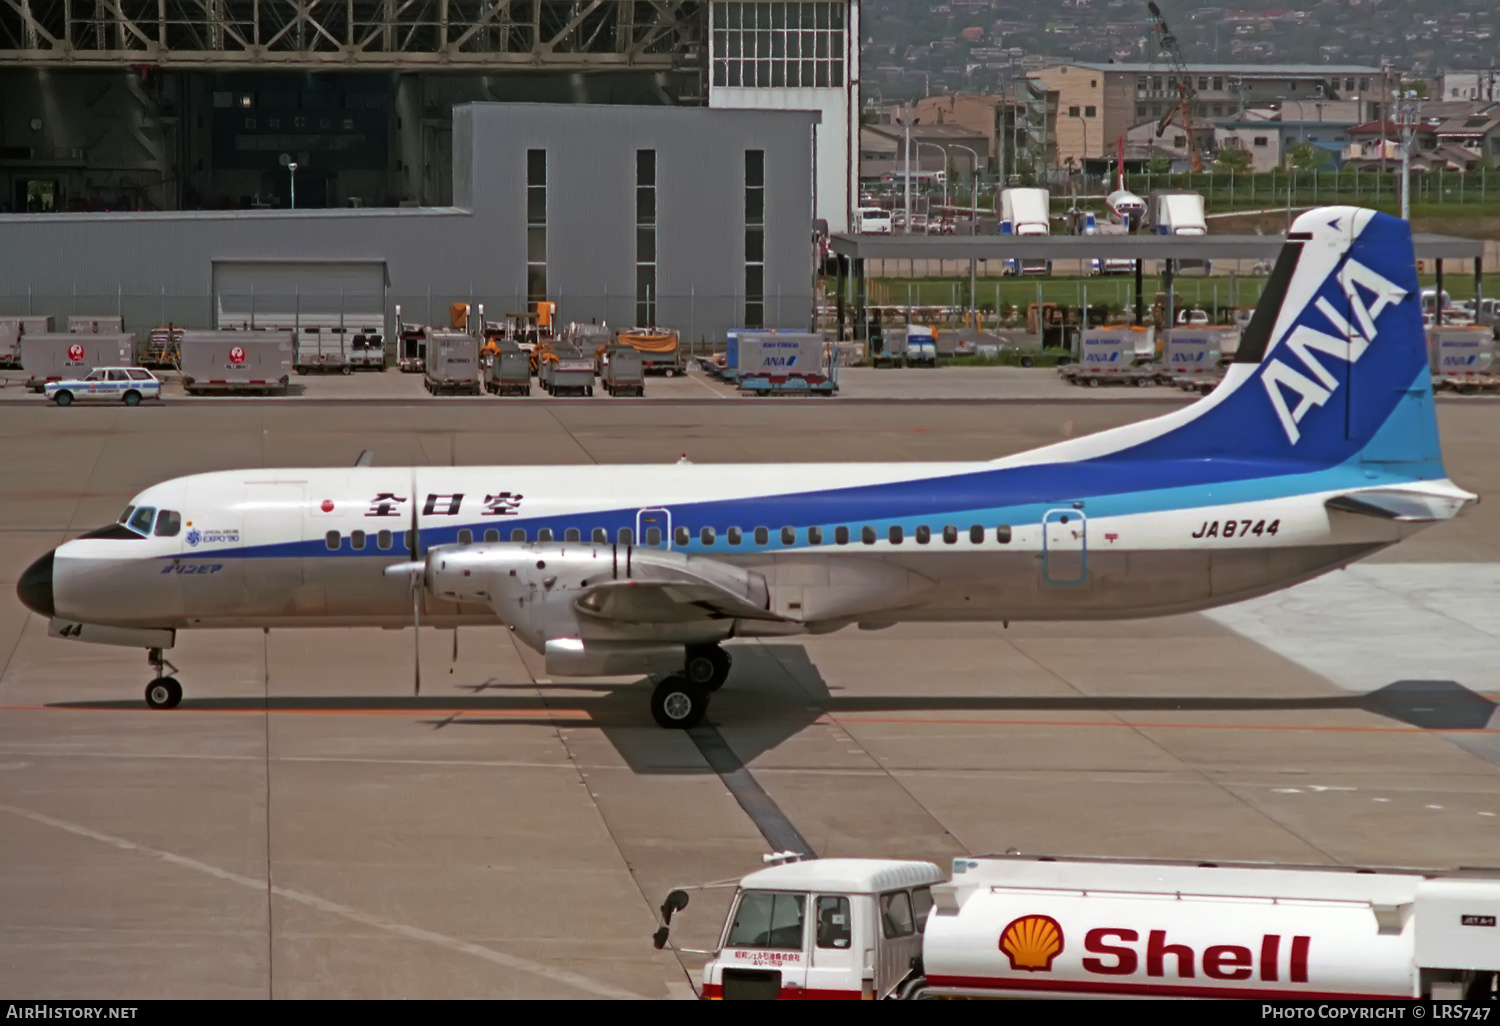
[683,645,732,692]
[650,676,708,729]
[145,677,182,709]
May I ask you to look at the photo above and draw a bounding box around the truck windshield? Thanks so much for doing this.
[727,891,805,950]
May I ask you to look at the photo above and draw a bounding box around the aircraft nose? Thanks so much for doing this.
[17,549,55,618]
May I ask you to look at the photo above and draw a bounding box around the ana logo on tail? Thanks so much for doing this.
[1262,257,1408,444]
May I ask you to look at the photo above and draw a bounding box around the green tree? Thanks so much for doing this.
[1146,155,1172,176]
[1215,146,1253,173]
[1285,142,1329,171]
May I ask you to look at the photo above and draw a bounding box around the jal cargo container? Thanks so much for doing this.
[179,331,293,395]
[1428,326,1497,393]
[22,332,135,390]
[675,854,1500,1000]
[424,330,482,395]
[68,315,125,334]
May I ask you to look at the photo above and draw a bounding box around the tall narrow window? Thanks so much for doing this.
[526,149,547,305]
[636,150,657,326]
[745,149,765,329]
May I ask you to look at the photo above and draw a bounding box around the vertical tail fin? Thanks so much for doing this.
[1121,207,1442,476]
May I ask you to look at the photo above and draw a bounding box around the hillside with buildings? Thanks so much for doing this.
[862,0,1499,103]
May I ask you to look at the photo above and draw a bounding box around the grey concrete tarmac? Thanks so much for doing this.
[1,399,1497,998]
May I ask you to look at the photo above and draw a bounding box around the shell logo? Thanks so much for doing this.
[67,343,85,361]
[999,914,1065,973]
[228,346,247,365]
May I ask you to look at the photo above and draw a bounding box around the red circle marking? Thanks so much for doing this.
[320,500,334,513]
[67,344,85,361]
[229,346,247,365]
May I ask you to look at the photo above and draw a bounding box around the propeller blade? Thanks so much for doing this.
[411,468,421,697]
[413,586,422,697]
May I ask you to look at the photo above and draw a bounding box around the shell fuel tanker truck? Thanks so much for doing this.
[655,854,1500,1000]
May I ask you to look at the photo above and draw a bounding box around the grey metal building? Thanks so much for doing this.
[0,102,817,345]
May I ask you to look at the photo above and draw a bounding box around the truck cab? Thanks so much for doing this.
[701,859,944,1000]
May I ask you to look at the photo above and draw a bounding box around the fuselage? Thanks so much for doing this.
[40,458,1442,638]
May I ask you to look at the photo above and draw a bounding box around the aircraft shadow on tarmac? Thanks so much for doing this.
[48,646,1498,775]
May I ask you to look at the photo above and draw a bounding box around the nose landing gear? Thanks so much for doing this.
[144,647,182,709]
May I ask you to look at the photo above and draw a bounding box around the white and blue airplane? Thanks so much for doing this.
[16,207,1477,728]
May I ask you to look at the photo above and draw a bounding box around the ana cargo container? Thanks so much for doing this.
[737,333,835,396]
[484,343,532,396]
[423,330,482,395]
[22,333,135,391]
[68,315,125,334]
[0,316,52,368]
[178,331,293,395]
[1061,326,1153,387]
[600,345,645,397]
[616,328,683,376]
[670,853,1500,1000]
[1429,326,1498,393]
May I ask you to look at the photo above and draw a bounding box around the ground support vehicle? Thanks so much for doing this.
[539,342,595,396]
[394,306,427,372]
[600,346,645,397]
[1429,326,1500,394]
[671,853,1500,1000]
[291,323,353,375]
[141,326,184,369]
[423,330,482,396]
[348,331,386,371]
[178,331,293,395]
[484,344,532,396]
[45,367,161,407]
[616,328,682,376]
[22,333,135,391]
[736,333,836,396]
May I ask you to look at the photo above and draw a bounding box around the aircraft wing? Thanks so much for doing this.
[1326,485,1478,523]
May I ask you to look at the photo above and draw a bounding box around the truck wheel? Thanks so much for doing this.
[1019,355,1034,368]
[54,390,74,407]
[342,365,353,376]
[664,368,675,378]
[587,387,594,397]
[1087,377,1101,388]
[122,390,141,406]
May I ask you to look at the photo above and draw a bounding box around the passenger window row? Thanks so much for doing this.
[321,523,1013,551]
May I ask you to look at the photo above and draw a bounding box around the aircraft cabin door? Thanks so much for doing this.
[1041,508,1088,585]
[635,508,671,549]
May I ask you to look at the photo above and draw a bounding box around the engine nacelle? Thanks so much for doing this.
[425,542,767,657]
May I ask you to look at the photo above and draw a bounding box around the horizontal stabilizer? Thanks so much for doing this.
[1326,486,1477,523]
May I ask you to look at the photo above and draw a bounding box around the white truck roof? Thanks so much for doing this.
[739,858,944,894]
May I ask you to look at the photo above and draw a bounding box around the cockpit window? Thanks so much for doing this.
[127,506,156,535]
[154,510,181,537]
[118,505,136,524]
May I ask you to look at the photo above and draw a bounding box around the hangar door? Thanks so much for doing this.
[213,260,387,332]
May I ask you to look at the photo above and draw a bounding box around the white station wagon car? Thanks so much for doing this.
[46,367,162,407]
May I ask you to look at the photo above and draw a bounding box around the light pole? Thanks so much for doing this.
[896,107,915,235]
[1393,88,1419,222]
[1070,109,1090,186]
[917,141,949,225]
[288,161,299,210]
[953,143,982,327]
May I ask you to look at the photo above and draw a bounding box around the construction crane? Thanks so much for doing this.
[1146,1,1206,173]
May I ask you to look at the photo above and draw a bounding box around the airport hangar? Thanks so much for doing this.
[0,102,818,343]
